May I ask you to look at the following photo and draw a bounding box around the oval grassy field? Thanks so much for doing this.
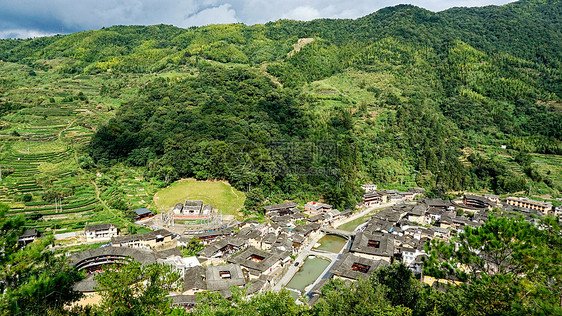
[153,178,246,217]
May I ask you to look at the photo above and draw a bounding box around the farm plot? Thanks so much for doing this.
[0,63,187,233]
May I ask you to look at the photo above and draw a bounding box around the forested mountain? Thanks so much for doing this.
[0,0,561,315]
[0,0,560,208]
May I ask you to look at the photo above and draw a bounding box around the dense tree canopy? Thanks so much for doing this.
[1,0,559,206]
[0,205,83,315]
[425,215,562,315]
[94,261,182,316]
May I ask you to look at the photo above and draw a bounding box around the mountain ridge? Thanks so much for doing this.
[0,0,560,208]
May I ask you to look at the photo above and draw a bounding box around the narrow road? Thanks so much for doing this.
[334,202,396,229]
[272,232,324,291]
[57,118,77,142]
[91,180,128,226]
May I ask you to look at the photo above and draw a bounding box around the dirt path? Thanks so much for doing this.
[259,63,283,87]
[91,180,128,226]
[287,38,315,57]
[58,118,77,142]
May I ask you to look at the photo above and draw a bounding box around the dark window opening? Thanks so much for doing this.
[351,263,371,273]
[219,271,231,279]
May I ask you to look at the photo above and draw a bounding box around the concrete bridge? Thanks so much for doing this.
[320,227,356,239]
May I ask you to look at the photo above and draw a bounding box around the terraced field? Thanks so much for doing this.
[0,61,160,233]
[470,145,561,198]
[0,128,102,231]
[532,154,562,193]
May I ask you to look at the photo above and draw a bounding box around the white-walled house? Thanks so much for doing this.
[85,223,118,242]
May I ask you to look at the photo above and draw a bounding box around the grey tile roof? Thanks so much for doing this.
[433,227,449,234]
[270,215,293,223]
[293,223,321,236]
[423,199,452,208]
[111,229,173,244]
[69,247,157,270]
[465,195,496,206]
[198,237,246,258]
[375,208,404,222]
[307,214,328,222]
[409,203,428,216]
[263,202,298,212]
[184,266,207,291]
[273,236,294,251]
[292,212,306,220]
[245,276,268,295]
[305,202,332,210]
[85,223,116,232]
[262,232,277,244]
[134,208,153,216]
[155,247,182,259]
[399,246,416,253]
[350,232,394,258]
[236,228,262,240]
[183,200,203,211]
[328,209,341,217]
[364,219,394,234]
[206,264,247,291]
[330,253,389,280]
[171,295,197,305]
[340,210,353,217]
[290,234,305,244]
[427,207,444,215]
[73,274,97,292]
[228,247,290,273]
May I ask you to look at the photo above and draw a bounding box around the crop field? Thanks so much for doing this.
[467,145,561,198]
[0,61,182,233]
[0,61,225,234]
[11,140,67,154]
[532,153,562,194]
[153,178,245,216]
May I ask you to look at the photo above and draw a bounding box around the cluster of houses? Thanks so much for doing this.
[179,201,355,295]
[17,188,561,309]
[261,202,349,229]
[65,200,352,307]
[328,193,559,290]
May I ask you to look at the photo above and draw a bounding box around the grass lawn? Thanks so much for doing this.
[153,178,245,217]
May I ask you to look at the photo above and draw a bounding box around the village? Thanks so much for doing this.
[18,185,562,309]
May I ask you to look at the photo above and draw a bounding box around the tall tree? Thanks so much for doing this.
[0,206,83,315]
[425,215,562,314]
[95,261,182,316]
[314,278,412,316]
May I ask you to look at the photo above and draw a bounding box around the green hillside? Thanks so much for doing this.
[0,0,560,228]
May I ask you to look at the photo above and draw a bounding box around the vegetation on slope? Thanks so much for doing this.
[0,0,560,211]
[0,0,560,315]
